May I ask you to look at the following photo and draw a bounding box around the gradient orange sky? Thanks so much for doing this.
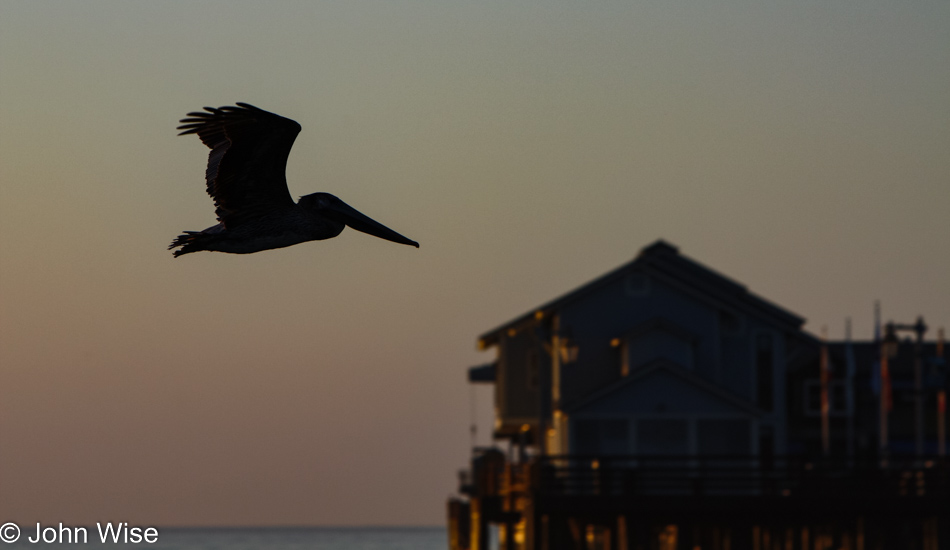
[1,0,947,526]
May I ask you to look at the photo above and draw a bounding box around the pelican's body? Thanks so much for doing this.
[171,205,341,255]
[170,103,418,257]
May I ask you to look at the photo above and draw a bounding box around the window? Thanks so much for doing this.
[697,419,751,455]
[832,383,847,414]
[526,349,539,390]
[755,333,774,411]
[575,419,598,453]
[601,420,629,455]
[758,426,774,468]
[637,419,689,455]
[573,419,629,455]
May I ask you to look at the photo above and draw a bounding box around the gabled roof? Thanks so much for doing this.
[565,359,764,417]
[478,240,806,348]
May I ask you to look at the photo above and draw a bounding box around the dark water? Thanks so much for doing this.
[3,526,447,550]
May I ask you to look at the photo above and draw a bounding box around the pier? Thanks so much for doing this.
[447,241,948,549]
[450,452,948,549]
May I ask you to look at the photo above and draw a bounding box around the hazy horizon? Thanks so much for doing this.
[1,0,947,527]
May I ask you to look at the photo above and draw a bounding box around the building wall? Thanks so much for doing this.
[567,368,759,456]
[488,260,807,458]
[555,270,719,408]
[555,268,762,408]
[547,267,795,457]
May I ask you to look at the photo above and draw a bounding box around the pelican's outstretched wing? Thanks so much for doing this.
[177,103,300,227]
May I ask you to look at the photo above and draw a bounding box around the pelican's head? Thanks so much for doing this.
[301,192,419,248]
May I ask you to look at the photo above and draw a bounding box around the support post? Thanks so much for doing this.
[470,498,489,550]
[534,317,551,456]
[914,317,926,457]
[821,327,830,457]
[939,328,946,457]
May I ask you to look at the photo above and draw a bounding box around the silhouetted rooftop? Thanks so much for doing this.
[478,240,805,348]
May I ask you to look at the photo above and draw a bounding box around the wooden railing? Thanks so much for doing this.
[532,455,950,498]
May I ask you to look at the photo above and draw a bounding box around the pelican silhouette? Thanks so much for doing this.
[170,103,419,257]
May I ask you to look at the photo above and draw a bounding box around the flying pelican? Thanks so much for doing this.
[169,103,419,257]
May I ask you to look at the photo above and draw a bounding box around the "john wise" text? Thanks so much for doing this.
[26,522,158,544]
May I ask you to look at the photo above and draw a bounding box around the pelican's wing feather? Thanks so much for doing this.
[178,103,301,227]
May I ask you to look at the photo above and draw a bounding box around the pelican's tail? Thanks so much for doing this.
[169,231,211,257]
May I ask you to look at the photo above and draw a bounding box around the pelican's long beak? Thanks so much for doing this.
[327,200,419,248]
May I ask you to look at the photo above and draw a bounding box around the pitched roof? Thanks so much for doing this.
[478,240,805,348]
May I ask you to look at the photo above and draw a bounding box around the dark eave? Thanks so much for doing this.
[468,362,496,383]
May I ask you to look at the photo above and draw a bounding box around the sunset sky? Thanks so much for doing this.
[1,0,947,526]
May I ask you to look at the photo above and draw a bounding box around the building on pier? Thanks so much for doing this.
[447,240,948,550]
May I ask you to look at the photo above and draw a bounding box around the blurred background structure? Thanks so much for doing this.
[449,241,948,549]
